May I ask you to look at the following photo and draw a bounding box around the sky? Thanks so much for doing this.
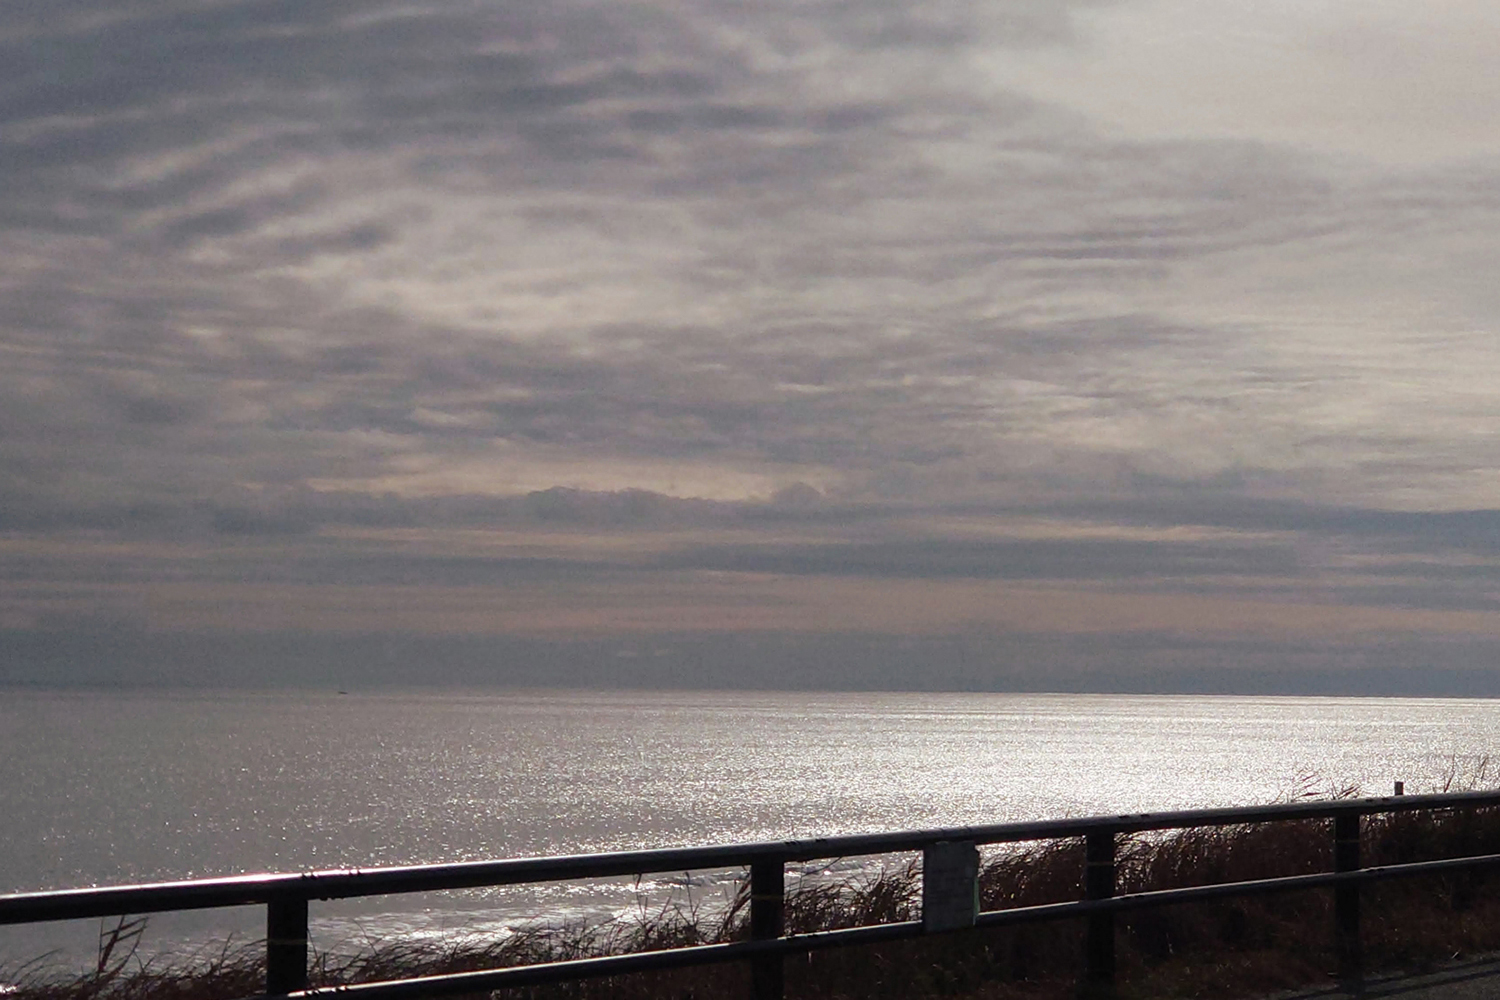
[5,0,1500,692]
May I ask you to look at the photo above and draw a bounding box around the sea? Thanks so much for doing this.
[3,689,1498,974]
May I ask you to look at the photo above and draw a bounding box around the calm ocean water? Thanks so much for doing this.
[3,689,1499,971]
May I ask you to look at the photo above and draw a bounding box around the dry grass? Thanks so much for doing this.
[9,784,1500,1000]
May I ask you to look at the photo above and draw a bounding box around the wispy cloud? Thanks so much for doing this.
[4,0,1500,688]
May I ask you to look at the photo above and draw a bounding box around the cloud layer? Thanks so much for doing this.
[5,0,1500,688]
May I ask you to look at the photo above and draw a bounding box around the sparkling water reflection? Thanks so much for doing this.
[2,689,1498,968]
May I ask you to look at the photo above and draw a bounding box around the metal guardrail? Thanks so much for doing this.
[5,789,1500,999]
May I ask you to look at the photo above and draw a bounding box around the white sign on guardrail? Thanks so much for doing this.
[922,840,979,932]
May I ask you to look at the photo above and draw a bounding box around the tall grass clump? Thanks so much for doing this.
[9,777,1500,1000]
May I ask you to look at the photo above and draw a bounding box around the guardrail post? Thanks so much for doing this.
[1334,813,1362,993]
[266,892,309,995]
[750,858,785,1000]
[1083,829,1116,999]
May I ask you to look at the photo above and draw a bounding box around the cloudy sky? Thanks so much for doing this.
[5,0,1500,691]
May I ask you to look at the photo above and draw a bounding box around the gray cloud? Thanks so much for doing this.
[5,0,1500,688]
[654,537,1301,580]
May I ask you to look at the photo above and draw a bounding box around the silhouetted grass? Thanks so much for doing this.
[10,779,1500,1000]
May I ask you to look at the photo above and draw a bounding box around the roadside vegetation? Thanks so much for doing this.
[9,776,1500,1000]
